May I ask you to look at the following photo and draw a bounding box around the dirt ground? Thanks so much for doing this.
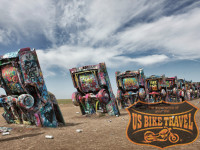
[0,99,200,150]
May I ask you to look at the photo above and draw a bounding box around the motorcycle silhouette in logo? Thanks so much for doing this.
[144,127,179,143]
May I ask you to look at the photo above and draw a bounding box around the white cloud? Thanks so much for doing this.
[0,0,56,44]
[78,0,165,46]
[37,45,125,73]
[1,0,200,77]
[116,8,200,59]
[131,55,169,65]
[37,45,168,77]
[0,29,10,44]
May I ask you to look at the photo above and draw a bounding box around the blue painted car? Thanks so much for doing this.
[0,48,65,127]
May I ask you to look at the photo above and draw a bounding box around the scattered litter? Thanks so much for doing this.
[196,101,200,105]
[45,135,54,139]
[76,129,83,133]
[116,115,119,117]
[108,120,112,122]
[122,118,125,120]
[2,132,10,136]
[76,112,80,114]
[0,127,12,133]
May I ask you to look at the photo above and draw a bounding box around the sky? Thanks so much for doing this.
[0,0,200,99]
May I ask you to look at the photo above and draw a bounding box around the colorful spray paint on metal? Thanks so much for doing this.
[192,82,200,99]
[177,79,186,101]
[0,48,65,127]
[165,76,179,102]
[115,69,148,108]
[70,62,120,116]
[185,80,193,100]
[145,75,167,102]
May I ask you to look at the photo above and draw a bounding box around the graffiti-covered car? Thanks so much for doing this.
[0,48,65,127]
[115,69,147,108]
[177,79,186,101]
[166,77,179,102]
[185,80,193,100]
[70,62,120,116]
[192,82,200,99]
[146,75,167,102]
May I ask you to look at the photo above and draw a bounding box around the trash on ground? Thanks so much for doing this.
[2,132,10,136]
[45,135,54,139]
[76,129,83,133]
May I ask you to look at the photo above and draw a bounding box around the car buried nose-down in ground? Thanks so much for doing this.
[115,69,147,108]
[165,76,179,102]
[70,62,120,116]
[146,75,167,102]
[0,48,65,127]
[177,78,186,101]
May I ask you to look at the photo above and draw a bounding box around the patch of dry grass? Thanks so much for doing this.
[57,99,72,104]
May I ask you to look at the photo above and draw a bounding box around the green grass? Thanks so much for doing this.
[57,99,72,104]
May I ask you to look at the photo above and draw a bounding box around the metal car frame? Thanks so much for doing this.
[165,76,179,102]
[185,80,193,100]
[115,69,147,108]
[146,75,167,102]
[0,48,65,127]
[177,79,186,101]
[192,82,200,99]
[70,62,120,116]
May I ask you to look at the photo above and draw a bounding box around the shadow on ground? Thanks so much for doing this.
[0,132,44,143]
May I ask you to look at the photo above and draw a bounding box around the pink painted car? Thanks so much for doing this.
[70,62,120,116]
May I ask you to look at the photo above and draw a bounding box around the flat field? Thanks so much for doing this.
[0,99,200,150]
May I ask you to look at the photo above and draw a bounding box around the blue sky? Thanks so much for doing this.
[0,0,200,99]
